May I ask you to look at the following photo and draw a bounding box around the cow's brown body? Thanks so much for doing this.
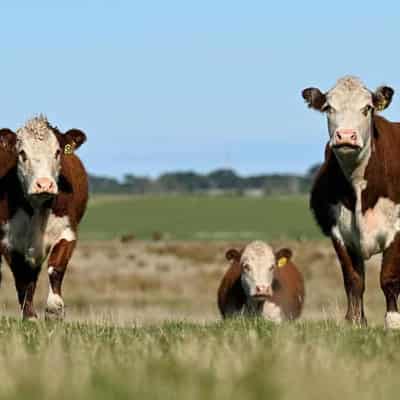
[0,123,88,319]
[218,250,304,321]
[311,115,400,325]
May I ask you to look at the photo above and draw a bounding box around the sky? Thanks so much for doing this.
[1,1,400,178]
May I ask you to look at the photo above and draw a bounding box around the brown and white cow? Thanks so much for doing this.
[217,241,305,322]
[0,115,88,320]
[302,76,400,328]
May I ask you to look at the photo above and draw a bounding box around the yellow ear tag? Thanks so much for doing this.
[375,98,387,112]
[64,144,74,155]
[278,257,287,268]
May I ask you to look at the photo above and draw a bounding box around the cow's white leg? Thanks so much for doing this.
[385,312,400,329]
[46,281,65,320]
[45,239,76,321]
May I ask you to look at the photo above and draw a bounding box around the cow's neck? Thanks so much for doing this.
[246,297,282,322]
[335,139,373,229]
[335,138,372,190]
[245,298,265,315]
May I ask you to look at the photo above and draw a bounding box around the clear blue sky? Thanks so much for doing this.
[1,1,400,178]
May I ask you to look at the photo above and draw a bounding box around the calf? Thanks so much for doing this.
[302,76,400,328]
[0,115,88,320]
[217,241,304,322]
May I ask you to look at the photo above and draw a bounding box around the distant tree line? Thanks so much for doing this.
[89,165,321,196]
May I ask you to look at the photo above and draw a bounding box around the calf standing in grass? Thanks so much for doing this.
[0,115,88,320]
[218,241,304,322]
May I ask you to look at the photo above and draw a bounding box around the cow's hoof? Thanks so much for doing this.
[22,312,38,322]
[345,315,367,327]
[45,293,65,321]
[45,306,65,321]
[385,312,400,329]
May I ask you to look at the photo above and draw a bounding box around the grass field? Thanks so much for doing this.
[0,195,395,399]
[0,318,399,400]
[80,195,322,241]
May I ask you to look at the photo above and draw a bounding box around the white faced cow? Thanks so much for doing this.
[302,76,400,328]
[218,241,304,322]
[0,115,88,320]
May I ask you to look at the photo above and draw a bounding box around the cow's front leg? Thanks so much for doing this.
[381,236,400,329]
[332,238,366,326]
[45,239,76,321]
[9,253,40,320]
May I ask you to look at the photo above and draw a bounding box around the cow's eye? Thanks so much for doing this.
[55,149,61,158]
[242,263,250,272]
[322,104,333,114]
[18,150,27,162]
[362,105,372,116]
[270,264,275,271]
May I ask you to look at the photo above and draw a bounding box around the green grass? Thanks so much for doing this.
[80,195,322,241]
[1,317,400,399]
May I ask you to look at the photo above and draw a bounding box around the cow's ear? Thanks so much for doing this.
[62,129,86,154]
[0,129,16,152]
[225,248,241,262]
[373,86,394,111]
[275,248,292,268]
[302,87,326,111]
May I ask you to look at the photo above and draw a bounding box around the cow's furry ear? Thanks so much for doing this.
[373,86,394,111]
[0,129,16,152]
[61,129,87,154]
[225,248,241,262]
[302,87,326,111]
[275,248,293,268]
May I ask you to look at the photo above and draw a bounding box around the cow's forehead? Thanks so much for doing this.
[16,116,60,151]
[241,241,274,264]
[327,76,372,109]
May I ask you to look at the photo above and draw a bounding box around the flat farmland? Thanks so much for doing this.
[0,194,395,400]
[80,195,322,241]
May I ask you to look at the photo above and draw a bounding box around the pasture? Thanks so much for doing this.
[80,194,322,241]
[0,318,399,400]
[0,194,395,399]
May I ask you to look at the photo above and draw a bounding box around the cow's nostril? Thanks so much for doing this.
[34,178,55,193]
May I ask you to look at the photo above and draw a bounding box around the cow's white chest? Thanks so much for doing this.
[261,300,283,323]
[1,208,75,268]
[332,198,400,259]
[245,299,283,323]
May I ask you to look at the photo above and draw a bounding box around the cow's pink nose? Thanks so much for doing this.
[255,285,273,297]
[34,178,55,194]
[256,285,267,294]
[334,129,358,145]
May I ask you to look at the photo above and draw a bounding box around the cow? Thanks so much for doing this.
[0,115,88,320]
[217,241,305,322]
[301,76,400,328]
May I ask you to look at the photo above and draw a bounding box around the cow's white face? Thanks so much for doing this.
[302,76,394,161]
[16,117,61,203]
[240,241,276,301]
[0,116,87,208]
[326,79,373,155]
